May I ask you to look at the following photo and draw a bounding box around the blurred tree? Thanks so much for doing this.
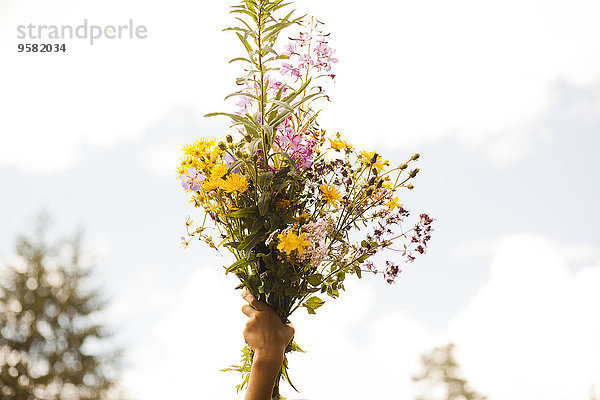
[0,216,122,400]
[413,343,487,400]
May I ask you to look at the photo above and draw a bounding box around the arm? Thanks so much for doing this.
[241,291,294,400]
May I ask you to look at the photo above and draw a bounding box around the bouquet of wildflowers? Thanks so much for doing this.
[177,0,434,397]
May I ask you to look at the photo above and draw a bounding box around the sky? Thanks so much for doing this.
[1,0,600,399]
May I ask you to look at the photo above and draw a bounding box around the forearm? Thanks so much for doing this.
[244,352,283,400]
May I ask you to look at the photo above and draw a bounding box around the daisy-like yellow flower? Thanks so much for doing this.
[360,151,386,172]
[190,193,206,207]
[319,184,342,208]
[183,138,216,158]
[223,173,248,194]
[211,163,228,179]
[386,197,402,211]
[277,231,310,255]
[203,177,223,192]
[209,147,223,164]
[177,157,198,175]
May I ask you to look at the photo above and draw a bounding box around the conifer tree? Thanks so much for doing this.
[0,218,122,400]
[413,343,487,400]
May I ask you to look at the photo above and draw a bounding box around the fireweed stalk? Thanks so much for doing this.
[176,0,434,397]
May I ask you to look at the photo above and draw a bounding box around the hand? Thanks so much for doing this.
[241,291,295,361]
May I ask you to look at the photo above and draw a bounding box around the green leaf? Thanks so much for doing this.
[226,259,248,274]
[271,99,294,112]
[304,296,324,311]
[224,92,259,101]
[230,9,258,23]
[307,274,323,286]
[303,304,316,315]
[204,111,249,124]
[227,206,258,218]
[237,231,264,253]
[235,32,254,54]
[258,193,271,216]
[281,356,299,392]
[248,137,262,155]
[257,171,274,189]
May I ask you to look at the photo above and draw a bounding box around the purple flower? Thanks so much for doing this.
[179,167,205,191]
[223,153,241,173]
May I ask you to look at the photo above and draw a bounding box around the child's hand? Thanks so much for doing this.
[241,291,295,362]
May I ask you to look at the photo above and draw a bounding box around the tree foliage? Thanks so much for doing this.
[413,343,487,400]
[0,218,122,400]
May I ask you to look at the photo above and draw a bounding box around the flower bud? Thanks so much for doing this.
[409,168,419,178]
[369,153,379,166]
[218,142,227,151]
[407,184,414,190]
[411,153,420,161]
[226,134,233,143]
[400,163,408,170]
[235,150,243,158]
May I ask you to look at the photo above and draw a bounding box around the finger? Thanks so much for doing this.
[241,304,256,318]
[285,323,295,337]
[241,291,269,311]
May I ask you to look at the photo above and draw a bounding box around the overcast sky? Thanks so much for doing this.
[1,0,599,399]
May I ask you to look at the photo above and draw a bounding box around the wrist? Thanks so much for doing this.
[253,349,284,367]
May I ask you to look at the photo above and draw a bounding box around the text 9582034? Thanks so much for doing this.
[18,43,66,53]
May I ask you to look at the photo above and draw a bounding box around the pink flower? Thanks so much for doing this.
[283,42,296,56]
[299,53,314,68]
[280,62,301,79]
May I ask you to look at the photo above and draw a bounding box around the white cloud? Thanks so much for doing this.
[2,0,599,173]
[123,267,245,400]
[0,0,234,173]
[449,234,600,400]
[301,0,600,166]
[127,233,600,399]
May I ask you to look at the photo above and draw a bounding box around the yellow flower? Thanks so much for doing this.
[329,138,353,151]
[190,193,206,207]
[223,173,248,193]
[211,163,228,179]
[203,177,223,192]
[386,197,402,210]
[209,147,223,163]
[360,150,386,172]
[277,231,310,255]
[295,210,311,224]
[329,138,345,150]
[319,184,342,208]
[183,138,216,158]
